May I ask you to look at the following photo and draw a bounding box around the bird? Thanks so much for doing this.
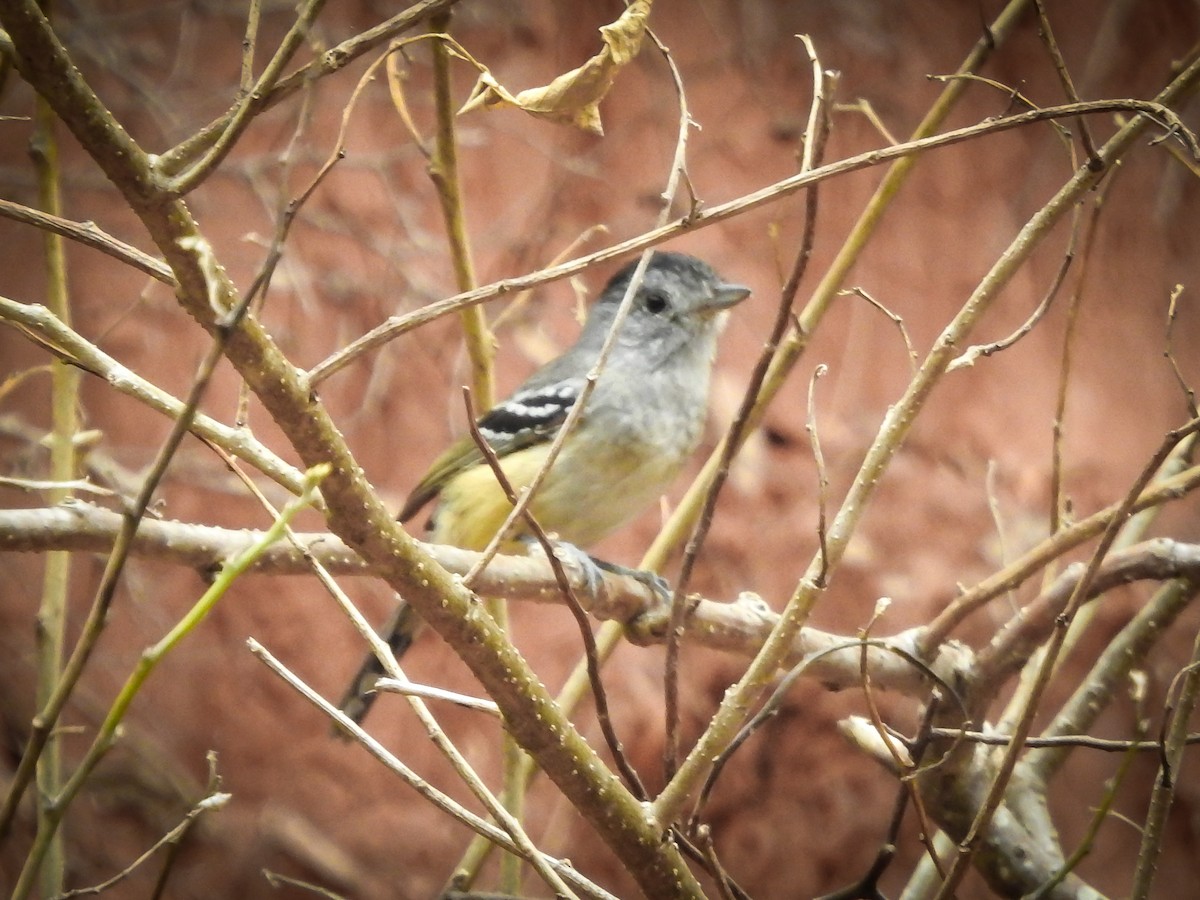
[337,250,750,725]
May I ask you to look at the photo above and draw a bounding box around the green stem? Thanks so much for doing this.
[9,466,328,900]
[427,18,526,892]
[429,18,492,408]
[31,60,75,897]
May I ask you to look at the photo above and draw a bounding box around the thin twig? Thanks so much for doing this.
[261,871,346,899]
[238,0,261,94]
[1049,166,1118,535]
[241,25,385,308]
[0,242,275,848]
[419,24,510,879]
[441,50,704,806]
[488,225,610,333]
[838,287,918,374]
[693,826,742,900]
[662,35,834,785]
[982,460,1019,615]
[385,45,431,154]
[833,99,899,145]
[1164,284,1197,416]
[806,364,831,584]
[1033,0,1101,165]
[51,791,231,899]
[459,390,648,802]
[0,198,174,284]
[948,212,1079,370]
[1130,622,1200,898]
[305,96,1197,387]
[248,640,613,900]
[371,679,500,716]
[0,476,113,497]
[928,72,1073,147]
[931,727,1200,752]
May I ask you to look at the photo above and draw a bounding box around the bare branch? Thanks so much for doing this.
[0,295,312,503]
[0,504,969,697]
[306,98,1198,387]
[247,640,615,900]
[156,0,462,175]
[0,199,174,285]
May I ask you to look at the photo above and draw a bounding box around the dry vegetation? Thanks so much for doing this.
[2,1,1199,898]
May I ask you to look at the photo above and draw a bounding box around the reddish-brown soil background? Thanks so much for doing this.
[3,2,1200,897]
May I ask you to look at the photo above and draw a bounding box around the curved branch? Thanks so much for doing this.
[307,98,1199,386]
[978,539,1200,686]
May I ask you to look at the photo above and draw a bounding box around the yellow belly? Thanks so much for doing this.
[430,431,689,551]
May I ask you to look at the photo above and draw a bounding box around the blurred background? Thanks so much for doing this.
[2,1,1199,896]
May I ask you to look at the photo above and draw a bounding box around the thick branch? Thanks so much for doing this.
[9,507,1200,711]
[0,504,966,698]
[0,5,700,892]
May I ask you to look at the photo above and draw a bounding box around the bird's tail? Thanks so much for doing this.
[333,601,422,736]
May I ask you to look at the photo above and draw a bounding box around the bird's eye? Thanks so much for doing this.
[644,291,670,314]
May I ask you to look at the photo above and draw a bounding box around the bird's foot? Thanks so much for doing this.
[519,536,670,608]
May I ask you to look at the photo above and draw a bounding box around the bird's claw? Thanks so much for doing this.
[520,536,670,606]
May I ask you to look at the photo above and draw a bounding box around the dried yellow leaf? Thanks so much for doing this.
[459,0,651,135]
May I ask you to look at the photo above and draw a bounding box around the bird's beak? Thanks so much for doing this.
[705,282,751,313]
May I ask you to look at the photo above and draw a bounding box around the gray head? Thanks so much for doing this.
[578,252,750,366]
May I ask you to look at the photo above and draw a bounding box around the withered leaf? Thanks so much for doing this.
[459,0,651,135]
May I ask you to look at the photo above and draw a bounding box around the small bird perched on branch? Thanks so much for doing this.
[337,251,750,725]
